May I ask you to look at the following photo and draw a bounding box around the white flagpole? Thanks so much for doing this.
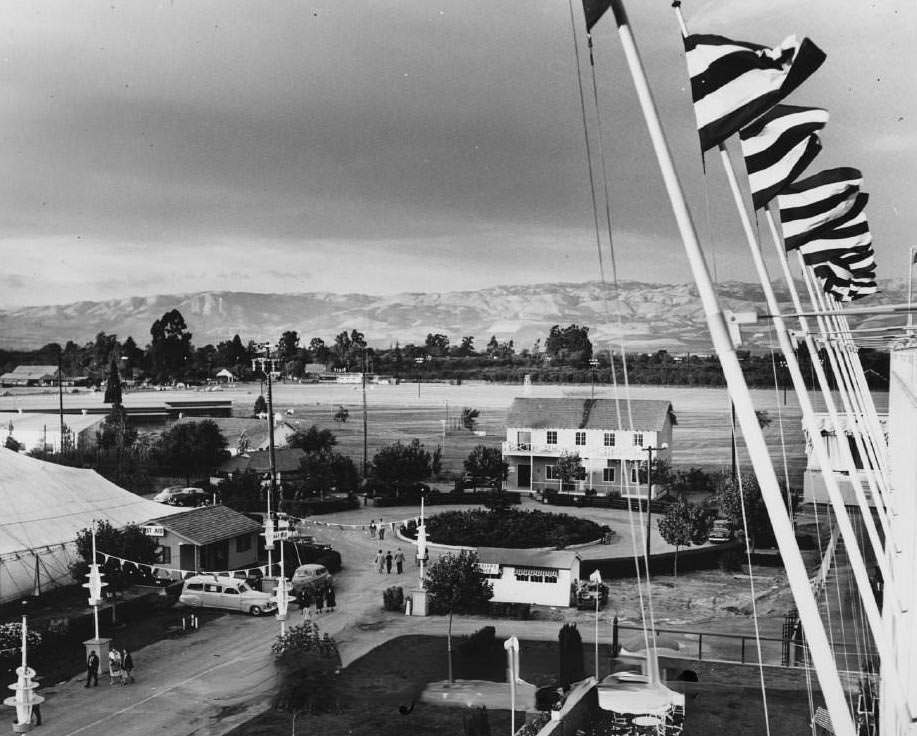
[802,264,892,495]
[908,246,917,333]
[717,146,887,646]
[765,211,892,544]
[606,4,854,734]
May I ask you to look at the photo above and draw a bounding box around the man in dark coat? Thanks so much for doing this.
[85,651,99,687]
[385,550,393,574]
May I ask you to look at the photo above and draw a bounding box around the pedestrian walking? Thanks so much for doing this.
[394,547,405,574]
[121,650,134,685]
[85,650,99,687]
[385,550,393,574]
[108,648,122,685]
[374,549,385,574]
[317,585,325,614]
[327,584,336,612]
[378,525,385,541]
[369,520,376,539]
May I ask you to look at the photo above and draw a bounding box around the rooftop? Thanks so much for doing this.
[505,398,676,431]
[144,504,261,546]
[475,546,580,569]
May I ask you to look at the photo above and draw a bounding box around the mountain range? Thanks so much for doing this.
[0,280,905,353]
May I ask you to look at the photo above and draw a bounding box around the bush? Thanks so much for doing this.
[271,621,341,713]
[425,508,603,548]
[382,586,405,612]
[456,626,503,680]
[486,601,531,620]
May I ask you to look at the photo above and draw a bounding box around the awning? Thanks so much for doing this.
[477,563,500,575]
[514,566,559,577]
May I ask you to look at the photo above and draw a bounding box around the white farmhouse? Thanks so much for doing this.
[501,397,676,499]
[476,547,581,607]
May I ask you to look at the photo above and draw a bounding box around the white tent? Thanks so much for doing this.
[0,449,183,604]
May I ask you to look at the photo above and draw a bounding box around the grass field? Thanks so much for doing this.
[0,381,890,486]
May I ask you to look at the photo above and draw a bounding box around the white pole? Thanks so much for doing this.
[595,593,600,681]
[92,523,100,641]
[717,146,887,643]
[765,211,892,541]
[608,4,854,734]
[908,246,917,333]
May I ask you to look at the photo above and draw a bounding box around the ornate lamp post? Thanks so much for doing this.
[81,522,112,682]
[252,344,280,588]
[411,489,429,616]
[642,443,668,562]
[3,612,43,733]
[504,636,520,735]
[274,517,290,635]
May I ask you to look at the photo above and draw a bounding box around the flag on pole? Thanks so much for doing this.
[739,105,827,209]
[684,33,826,151]
[589,569,603,584]
[798,193,871,264]
[582,0,612,31]
[778,167,863,250]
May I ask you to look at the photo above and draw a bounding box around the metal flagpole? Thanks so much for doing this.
[716,147,889,637]
[909,246,917,333]
[765,211,892,543]
[606,4,854,734]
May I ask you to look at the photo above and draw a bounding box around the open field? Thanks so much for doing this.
[0,381,890,485]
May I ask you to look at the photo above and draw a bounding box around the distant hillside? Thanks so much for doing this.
[0,280,905,352]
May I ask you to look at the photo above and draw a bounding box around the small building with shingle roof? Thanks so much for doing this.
[141,504,262,574]
[502,397,675,499]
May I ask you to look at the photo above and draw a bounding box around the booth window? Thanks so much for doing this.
[236,534,252,553]
[545,465,557,480]
[156,547,172,565]
[603,463,616,483]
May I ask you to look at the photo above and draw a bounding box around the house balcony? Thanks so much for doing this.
[510,479,661,500]
[501,441,645,461]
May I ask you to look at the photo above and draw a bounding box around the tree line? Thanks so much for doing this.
[0,308,890,390]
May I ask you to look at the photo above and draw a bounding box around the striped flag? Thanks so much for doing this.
[778,168,863,250]
[740,105,827,209]
[582,0,612,31]
[798,192,871,264]
[684,33,826,151]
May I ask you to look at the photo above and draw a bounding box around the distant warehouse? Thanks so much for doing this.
[0,365,59,387]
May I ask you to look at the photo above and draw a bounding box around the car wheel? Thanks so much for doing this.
[249,605,263,616]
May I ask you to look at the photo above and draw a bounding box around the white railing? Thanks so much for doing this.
[501,442,644,460]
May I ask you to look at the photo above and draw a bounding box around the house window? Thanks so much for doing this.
[477,563,501,579]
[236,534,252,554]
[603,463,616,483]
[575,431,586,446]
[545,465,557,480]
[514,571,530,582]
[546,431,557,445]
[157,546,172,565]
[633,432,644,447]
[604,432,616,447]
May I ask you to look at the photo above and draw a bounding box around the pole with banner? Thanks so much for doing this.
[275,517,290,635]
[589,569,602,680]
[504,636,519,735]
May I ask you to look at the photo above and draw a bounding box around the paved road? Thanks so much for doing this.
[31,501,786,736]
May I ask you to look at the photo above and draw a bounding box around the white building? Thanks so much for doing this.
[501,398,676,500]
[801,411,887,506]
[476,547,581,607]
[0,412,104,454]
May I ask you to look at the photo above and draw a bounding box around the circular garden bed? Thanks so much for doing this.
[418,508,606,549]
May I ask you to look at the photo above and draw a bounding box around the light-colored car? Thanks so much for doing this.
[708,518,735,544]
[290,563,333,594]
[179,575,277,616]
[153,485,185,503]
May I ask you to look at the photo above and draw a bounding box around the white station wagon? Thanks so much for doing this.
[179,575,277,616]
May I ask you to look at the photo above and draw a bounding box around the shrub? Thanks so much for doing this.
[425,508,603,548]
[463,706,492,736]
[271,621,340,713]
[456,626,503,680]
[382,586,405,612]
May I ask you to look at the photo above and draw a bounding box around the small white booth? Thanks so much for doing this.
[475,547,581,608]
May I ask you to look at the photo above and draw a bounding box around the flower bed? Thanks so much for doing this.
[421,508,606,549]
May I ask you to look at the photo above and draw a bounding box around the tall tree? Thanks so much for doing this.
[278,330,300,360]
[424,333,450,357]
[545,324,593,365]
[461,407,480,431]
[555,452,583,491]
[371,439,433,492]
[463,445,507,489]
[287,425,337,454]
[155,420,228,485]
[425,551,493,682]
[657,495,695,577]
[714,471,774,550]
[103,357,123,406]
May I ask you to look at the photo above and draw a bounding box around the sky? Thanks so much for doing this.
[0,0,914,307]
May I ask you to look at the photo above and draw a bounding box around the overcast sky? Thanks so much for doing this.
[0,0,913,307]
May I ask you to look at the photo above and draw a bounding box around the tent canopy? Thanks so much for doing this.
[0,449,182,603]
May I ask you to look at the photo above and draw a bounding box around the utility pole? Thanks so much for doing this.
[589,358,599,398]
[362,347,368,479]
[57,348,65,452]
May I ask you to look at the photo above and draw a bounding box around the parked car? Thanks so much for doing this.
[460,474,498,491]
[179,575,277,616]
[708,518,735,544]
[155,487,210,507]
[575,579,609,610]
[290,563,333,594]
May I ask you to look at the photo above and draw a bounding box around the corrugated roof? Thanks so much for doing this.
[144,504,261,546]
[475,546,580,569]
[7,365,58,376]
[505,398,675,431]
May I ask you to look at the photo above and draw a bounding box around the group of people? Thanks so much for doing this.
[373,547,405,574]
[84,647,134,688]
[295,581,336,618]
[368,518,391,541]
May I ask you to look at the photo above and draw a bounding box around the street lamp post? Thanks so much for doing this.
[252,345,279,584]
[642,443,668,562]
[589,358,599,398]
